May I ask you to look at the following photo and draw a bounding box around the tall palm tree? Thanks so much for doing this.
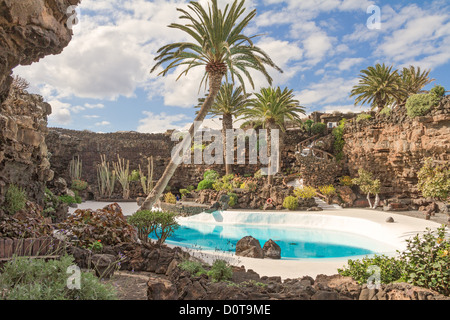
[350,63,403,112]
[397,66,434,107]
[140,0,281,211]
[239,87,305,184]
[196,83,251,175]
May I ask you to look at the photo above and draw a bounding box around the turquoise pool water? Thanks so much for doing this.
[155,221,383,259]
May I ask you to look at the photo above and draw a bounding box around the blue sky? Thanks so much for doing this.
[14,0,450,133]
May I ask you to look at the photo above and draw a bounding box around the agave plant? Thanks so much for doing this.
[140,0,281,211]
[350,63,404,112]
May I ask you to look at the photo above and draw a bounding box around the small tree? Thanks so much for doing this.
[352,169,381,209]
[417,158,449,202]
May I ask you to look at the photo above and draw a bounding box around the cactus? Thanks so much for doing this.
[139,156,154,195]
[69,156,82,181]
[113,154,130,200]
[97,155,116,198]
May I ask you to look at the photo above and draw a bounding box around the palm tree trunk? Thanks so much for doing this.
[222,113,233,175]
[266,120,279,185]
[140,73,224,211]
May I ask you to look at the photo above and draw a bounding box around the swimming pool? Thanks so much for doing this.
[155,211,396,260]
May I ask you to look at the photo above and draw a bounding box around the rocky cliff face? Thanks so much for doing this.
[0,0,80,103]
[0,90,54,205]
[344,97,450,201]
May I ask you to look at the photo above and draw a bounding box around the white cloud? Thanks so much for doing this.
[95,121,111,126]
[47,100,73,125]
[137,111,191,133]
[338,57,366,71]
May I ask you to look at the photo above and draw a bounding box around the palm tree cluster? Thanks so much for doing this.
[140,0,303,210]
[350,63,434,112]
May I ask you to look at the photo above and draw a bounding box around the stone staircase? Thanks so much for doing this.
[314,197,342,210]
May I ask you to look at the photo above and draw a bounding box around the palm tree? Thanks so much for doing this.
[350,63,403,112]
[196,83,251,175]
[397,66,434,107]
[239,87,305,184]
[140,0,281,211]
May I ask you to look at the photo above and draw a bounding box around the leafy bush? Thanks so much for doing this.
[338,255,404,285]
[3,185,26,215]
[58,204,137,247]
[128,170,140,182]
[58,194,81,205]
[338,225,449,296]
[128,210,158,243]
[293,186,316,199]
[406,93,439,118]
[179,189,190,198]
[178,260,206,277]
[0,214,53,238]
[240,179,258,193]
[399,225,449,295]
[153,211,179,245]
[339,176,353,186]
[417,157,450,201]
[0,255,117,300]
[207,260,233,283]
[164,192,176,204]
[332,119,346,161]
[283,196,298,210]
[227,193,238,207]
[356,113,372,122]
[318,185,336,196]
[70,179,88,192]
[203,169,219,181]
[186,185,195,192]
[379,107,391,116]
[197,179,214,191]
[213,180,233,192]
[430,85,446,97]
[311,122,327,135]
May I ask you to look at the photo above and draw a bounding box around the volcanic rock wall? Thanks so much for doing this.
[343,97,450,200]
[0,91,54,205]
[0,0,80,103]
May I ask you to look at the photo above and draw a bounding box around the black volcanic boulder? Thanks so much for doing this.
[235,236,264,259]
[263,239,281,259]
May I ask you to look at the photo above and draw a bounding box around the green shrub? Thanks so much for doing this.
[417,157,450,201]
[207,260,233,283]
[128,210,179,245]
[430,85,446,97]
[213,180,233,192]
[164,192,177,204]
[154,211,179,245]
[178,260,206,277]
[356,113,372,122]
[186,185,195,192]
[338,254,404,285]
[406,93,439,118]
[227,193,238,207]
[332,119,346,161]
[58,194,81,205]
[0,255,117,300]
[339,176,353,186]
[70,179,88,191]
[311,122,327,135]
[203,169,219,181]
[318,185,336,196]
[293,186,316,199]
[128,210,158,243]
[179,189,190,198]
[128,170,140,182]
[379,107,391,116]
[399,225,449,296]
[3,184,27,215]
[338,225,450,296]
[282,196,298,210]
[197,179,214,191]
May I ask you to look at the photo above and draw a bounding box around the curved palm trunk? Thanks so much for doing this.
[222,113,233,175]
[140,73,224,211]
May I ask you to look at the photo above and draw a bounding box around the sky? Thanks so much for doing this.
[14,0,450,133]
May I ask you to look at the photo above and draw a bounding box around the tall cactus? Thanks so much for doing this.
[113,154,130,200]
[69,156,82,181]
[139,156,154,195]
[97,155,116,198]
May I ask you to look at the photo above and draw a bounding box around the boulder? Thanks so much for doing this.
[235,236,264,259]
[91,254,117,279]
[147,277,178,300]
[262,239,281,259]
